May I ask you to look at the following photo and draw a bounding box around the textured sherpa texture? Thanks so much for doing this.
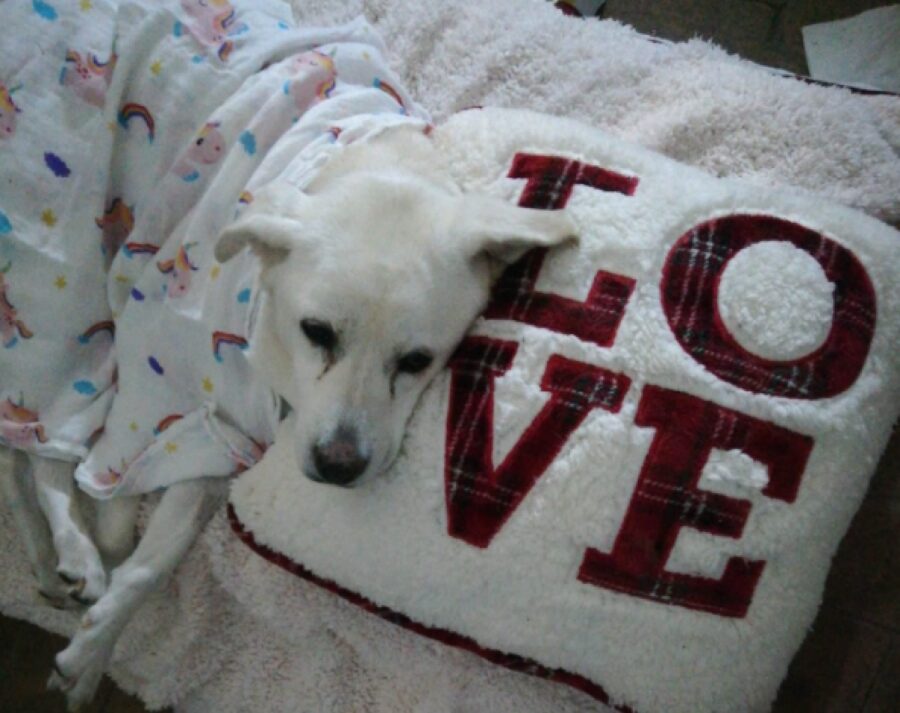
[286,0,900,224]
[226,107,900,713]
[1,1,898,712]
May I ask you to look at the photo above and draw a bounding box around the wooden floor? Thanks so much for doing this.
[602,0,894,76]
[0,615,155,713]
[2,2,898,711]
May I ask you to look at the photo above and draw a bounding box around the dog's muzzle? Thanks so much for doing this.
[310,425,370,487]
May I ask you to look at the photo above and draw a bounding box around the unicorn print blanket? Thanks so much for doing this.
[0,0,425,496]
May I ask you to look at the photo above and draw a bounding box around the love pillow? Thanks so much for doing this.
[227,108,900,713]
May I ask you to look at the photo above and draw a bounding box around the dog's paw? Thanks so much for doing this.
[31,564,75,610]
[48,620,113,711]
[55,534,107,606]
[37,585,79,610]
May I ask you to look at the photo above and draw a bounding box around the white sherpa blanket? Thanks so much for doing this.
[1,1,898,712]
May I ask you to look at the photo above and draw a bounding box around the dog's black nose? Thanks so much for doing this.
[312,427,369,486]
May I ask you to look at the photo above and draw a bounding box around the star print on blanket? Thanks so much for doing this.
[227,108,900,713]
[0,0,425,492]
[73,5,427,498]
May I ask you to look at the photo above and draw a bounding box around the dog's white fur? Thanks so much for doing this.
[219,128,576,485]
[2,125,576,710]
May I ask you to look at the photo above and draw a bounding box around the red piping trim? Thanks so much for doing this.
[227,503,636,712]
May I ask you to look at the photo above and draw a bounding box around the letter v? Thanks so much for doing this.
[445,336,631,548]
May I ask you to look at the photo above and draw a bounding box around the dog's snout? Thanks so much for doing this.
[312,426,369,486]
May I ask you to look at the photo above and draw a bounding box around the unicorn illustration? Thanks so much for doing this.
[0,397,47,447]
[178,0,248,62]
[173,121,226,181]
[60,49,117,108]
[285,51,337,111]
[95,197,134,257]
[0,82,21,139]
[157,243,199,298]
[0,264,33,348]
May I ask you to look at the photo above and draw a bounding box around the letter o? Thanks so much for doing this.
[661,215,876,399]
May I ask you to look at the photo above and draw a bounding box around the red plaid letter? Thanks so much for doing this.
[662,215,876,399]
[484,154,637,346]
[507,153,639,210]
[444,155,638,547]
[445,336,631,548]
[578,386,814,617]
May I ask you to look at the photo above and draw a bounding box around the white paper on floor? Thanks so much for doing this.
[802,4,900,93]
[555,0,607,18]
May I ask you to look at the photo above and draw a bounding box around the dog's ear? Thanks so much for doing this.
[215,214,298,267]
[216,182,308,266]
[456,195,578,265]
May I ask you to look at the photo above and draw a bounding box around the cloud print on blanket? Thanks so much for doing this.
[228,109,900,713]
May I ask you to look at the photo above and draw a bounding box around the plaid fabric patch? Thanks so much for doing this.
[661,215,876,399]
[578,385,813,618]
[444,153,638,546]
[509,152,638,210]
[485,152,638,343]
[445,336,631,548]
[486,255,635,348]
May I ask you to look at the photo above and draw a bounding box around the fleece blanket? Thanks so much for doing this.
[0,1,898,712]
[71,8,425,500]
[225,107,900,713]
[0,0,119,461]
[0,0,424,495]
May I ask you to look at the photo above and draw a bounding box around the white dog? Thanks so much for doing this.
[9,125,576,710]
[1,3,576,708]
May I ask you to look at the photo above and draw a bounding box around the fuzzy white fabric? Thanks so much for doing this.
[1,1,898,712]
[224,107,900,713]
[716,241,835,361]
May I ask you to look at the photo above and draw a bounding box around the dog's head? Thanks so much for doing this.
[216,128,576,487]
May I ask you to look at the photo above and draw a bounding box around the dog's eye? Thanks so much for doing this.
[301,319,337,351]
[397,349,433,375]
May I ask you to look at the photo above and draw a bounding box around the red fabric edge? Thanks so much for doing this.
[227,503,636,712]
